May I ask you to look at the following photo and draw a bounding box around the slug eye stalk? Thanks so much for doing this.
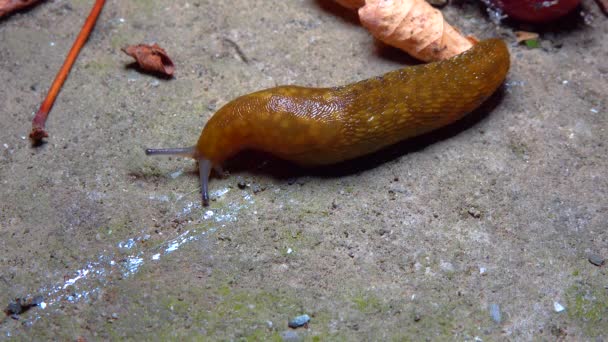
[144,146,214,207]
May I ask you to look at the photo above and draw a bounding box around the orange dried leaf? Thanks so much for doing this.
[121,43,175,77]
[333,0,474,62]
[0,0,43,17]
[358,0,474,62]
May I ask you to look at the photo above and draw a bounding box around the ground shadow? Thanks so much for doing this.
[313,0,361,26]
[123,63,174,80]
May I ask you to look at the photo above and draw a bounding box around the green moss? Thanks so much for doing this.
[510,141,528,159]
[83,58,114,74]
[217,284,231,297]
[352,293,386,314]
[110,34,130,51]
[565,282,608,337]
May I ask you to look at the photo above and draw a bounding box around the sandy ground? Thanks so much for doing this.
[1,0,607,340]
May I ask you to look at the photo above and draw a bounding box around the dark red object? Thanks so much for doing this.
[121,43,175,77]
[490,0,581,22]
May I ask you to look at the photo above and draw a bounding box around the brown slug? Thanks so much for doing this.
[146,38,510,205]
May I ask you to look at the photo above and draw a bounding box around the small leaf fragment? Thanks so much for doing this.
[121,43,175,77]
[515,31,539,44]
[525,39,540,49]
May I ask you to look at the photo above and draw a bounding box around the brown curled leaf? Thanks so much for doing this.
[0,0,43,17]
[121,43,175,77]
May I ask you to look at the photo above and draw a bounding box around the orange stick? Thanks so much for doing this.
[30,0,106,144]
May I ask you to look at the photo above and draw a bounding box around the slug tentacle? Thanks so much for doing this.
[145,146,195,157]
[198,158,213,206]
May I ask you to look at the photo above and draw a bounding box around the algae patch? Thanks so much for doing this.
[565,281,608,337]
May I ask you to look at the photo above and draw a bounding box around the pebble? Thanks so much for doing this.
[252,184,267,194]
[489,303,501,323]
[236,177,248,189]
[553,301,565,313]
[288,314,310,328]
[32,295,44,306]
[588,253,605,267]
[6,301,22,315]
[468,207,481,218]
[280,330,301,341]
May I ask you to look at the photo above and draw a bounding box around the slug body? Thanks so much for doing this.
[146,38,510,205]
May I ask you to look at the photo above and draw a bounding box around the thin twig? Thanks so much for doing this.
[30,0,106,145]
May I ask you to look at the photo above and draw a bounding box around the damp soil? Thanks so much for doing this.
[1,0,607,340]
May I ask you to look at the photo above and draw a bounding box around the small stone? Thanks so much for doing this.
[440,261,455,272]
[414,313,421,322]
[236,177,248,189]
[6,301,22,315]
[32,295,44,306]
[288,314,310,328]
[331,200,338,209]
[588,253,605,267]
[489,303,501,323]
[111,312,119,319]
[468,207,481,218]
[252,184,267,194]
[280,330,301,341]
[377,228,390,236]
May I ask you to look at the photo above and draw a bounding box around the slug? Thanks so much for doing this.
[146,38,510,205]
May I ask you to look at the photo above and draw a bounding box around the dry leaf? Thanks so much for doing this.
[515,31,539,43]
[0,0,42,17]
[357,0,474,62]
[121,43,175,77]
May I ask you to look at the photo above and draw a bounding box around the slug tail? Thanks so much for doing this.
[145,146,195,157]
[199,158,212,206]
